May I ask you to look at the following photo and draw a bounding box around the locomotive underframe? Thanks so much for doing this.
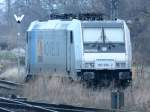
[77,69,132,87]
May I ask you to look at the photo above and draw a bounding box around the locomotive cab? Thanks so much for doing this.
[79,20,132,85]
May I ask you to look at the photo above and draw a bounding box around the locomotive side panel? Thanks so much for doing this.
[26,30,70,75]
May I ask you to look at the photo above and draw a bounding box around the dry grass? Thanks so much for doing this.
[23,66,150,110]
[0,67,25,83]
[1,65,150,110]
[124,66,150,111]
[23,75,111,109]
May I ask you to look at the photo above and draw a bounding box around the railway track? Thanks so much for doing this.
[0,80,139,112]
[0,80,24,90]
[0,80,24,97]
[0,97,139,112]
[0,97,106,112]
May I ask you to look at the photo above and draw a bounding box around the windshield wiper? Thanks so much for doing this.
[96,27,106,50]
[101,27,106,44]
[97,27,116,51]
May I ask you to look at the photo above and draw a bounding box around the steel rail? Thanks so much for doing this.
[0,102,96,112]
[0,97,140,112]
[0,80,24,91]
[0,102,58,112]
[0,97,110,112]
[0,80,24,86]
[0,107,14,112]
[0,85,16,90]
[0,97,58,112]
[13,100,104,112]
[13,100,140,112]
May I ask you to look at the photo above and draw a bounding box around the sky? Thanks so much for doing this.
[0,0,5,11]
[0,0,5,5]
[0,0,16,11]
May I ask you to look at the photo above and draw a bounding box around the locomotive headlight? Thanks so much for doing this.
[101,46,107,52]
[116,62,126,68]
[84,62,95,68]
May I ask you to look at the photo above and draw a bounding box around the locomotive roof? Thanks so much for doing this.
[27,20,72,31]
[27,19,125,31]
[81,20,124,28]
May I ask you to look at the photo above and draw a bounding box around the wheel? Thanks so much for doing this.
[120,79,132,88]
[25,75,32,82]
[25,74,37,82]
